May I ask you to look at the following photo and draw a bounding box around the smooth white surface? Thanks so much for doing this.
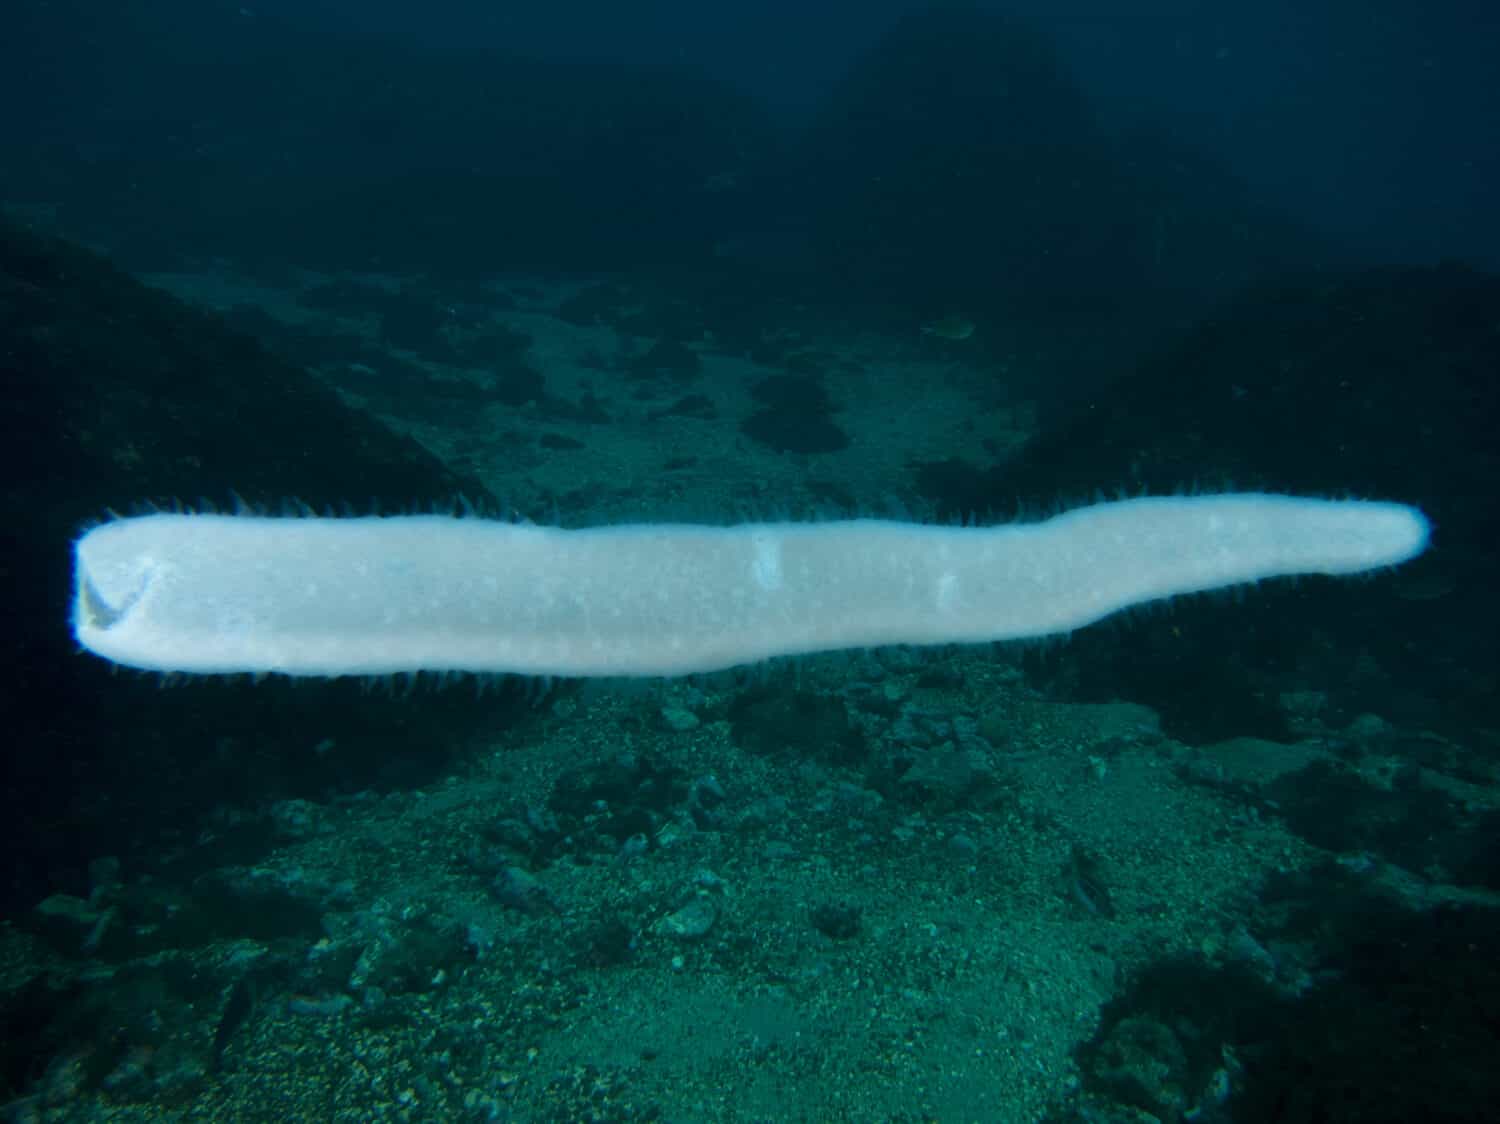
[71,495,1430,678]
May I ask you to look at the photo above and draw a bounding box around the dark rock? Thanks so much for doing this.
[740,375,849,454]
[918,266,1500,742]
[0,220,512,918]
[809,902,862,941]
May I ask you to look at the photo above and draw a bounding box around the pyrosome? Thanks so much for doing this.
[70,494,1430,679]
